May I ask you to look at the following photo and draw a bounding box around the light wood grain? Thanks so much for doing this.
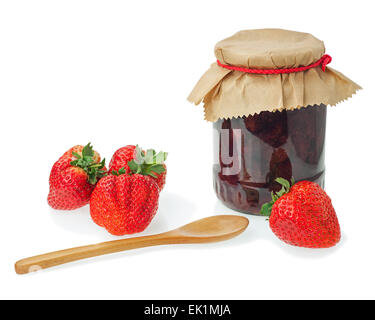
[15,215,249,274]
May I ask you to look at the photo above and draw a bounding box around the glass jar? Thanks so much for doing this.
[213,104,326,215]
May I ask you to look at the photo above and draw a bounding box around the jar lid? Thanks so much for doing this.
[215,29,325,69]
[188,29,361,122]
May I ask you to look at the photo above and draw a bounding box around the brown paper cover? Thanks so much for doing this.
[188,29,361,122]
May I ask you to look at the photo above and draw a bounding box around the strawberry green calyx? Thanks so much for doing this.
[260,177,295,217]
[70,143,107,185]
[127,145,167,178]
[112,167,127,176]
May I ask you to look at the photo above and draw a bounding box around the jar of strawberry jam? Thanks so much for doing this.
[188,29,360,214]
[213,105,326,214]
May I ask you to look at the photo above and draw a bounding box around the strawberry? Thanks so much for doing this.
[109,145,167,190]
[261,178,341,248]
[90,172,160,235]
[48,143,107,210]
[108,145,137,175]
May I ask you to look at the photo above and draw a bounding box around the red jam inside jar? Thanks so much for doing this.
[213,104,326,214]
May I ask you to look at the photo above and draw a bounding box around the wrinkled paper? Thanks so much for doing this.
[188,29,361,122]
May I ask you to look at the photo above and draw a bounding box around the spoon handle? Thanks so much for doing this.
[15,232,175,274]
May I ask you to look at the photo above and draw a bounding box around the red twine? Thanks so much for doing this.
[217,54,332,75]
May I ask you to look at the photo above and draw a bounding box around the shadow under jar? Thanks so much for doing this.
[213,104,326,215]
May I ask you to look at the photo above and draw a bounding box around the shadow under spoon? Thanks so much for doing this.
[15,215,249,274]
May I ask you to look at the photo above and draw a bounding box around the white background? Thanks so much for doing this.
[0,0,373,300]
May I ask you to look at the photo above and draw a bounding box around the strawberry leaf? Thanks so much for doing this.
[70,159,79,166]
[276,186,286,198]
[118,167,126,175]
[291,176,295,186]
[260,202,273,217]
[148,164,166,174]
[145,149,156,164]
[275,178,290,192]
[147,172,158,179]
[72,152,82,159]
[82,156,93,164]
[155,151,168,163]
[82,143,94,158]
[134,145,145,165]
[271,191,278,202]
[128,160,141,174]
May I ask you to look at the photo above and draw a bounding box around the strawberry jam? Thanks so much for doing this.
[213,104,326,215]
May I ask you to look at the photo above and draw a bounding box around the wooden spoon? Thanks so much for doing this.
[15,215,249,274]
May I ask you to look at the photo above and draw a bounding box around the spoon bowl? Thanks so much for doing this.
[170,215,249,241]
